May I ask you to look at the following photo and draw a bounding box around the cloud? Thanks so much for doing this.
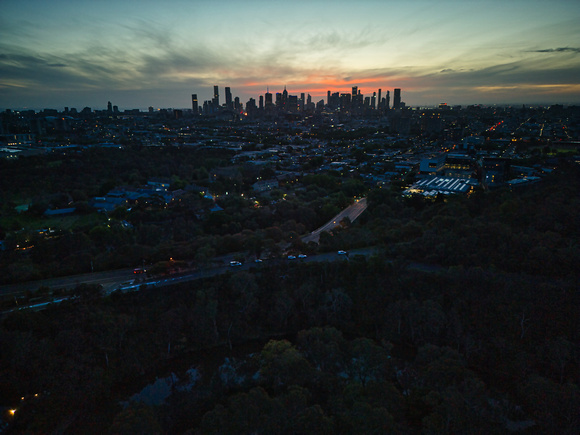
[529,47,580,54]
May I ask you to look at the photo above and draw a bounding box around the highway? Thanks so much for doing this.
[0,197,370,308]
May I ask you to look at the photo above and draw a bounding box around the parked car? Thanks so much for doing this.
[338,250,348,255]
[298,254,307,258]
[287,255,296,260]
[230,261,242,267]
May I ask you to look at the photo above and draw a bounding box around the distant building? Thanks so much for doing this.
[462,136,484,150]
[252,179,279,192]
[43,207,76,216]
[444,153,475,179]
[147,178,172,190]
[404,176,476,197]
[481,157,511,188]
[213,85,219,108]
[393,88,401,110]
[419,153,446,175]
[225,87,233,109]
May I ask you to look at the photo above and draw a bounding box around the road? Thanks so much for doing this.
[301,197,368,243]
[0,268,138,298]
[0,247,379,310]
[0,198,370,302]
[1,244,456,315]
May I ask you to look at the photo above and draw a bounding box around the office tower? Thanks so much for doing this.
[377,89,382,109]
[246,98,257,117]
[394,88,401,110]
[352,86,357,98]
[259,95,264,109]
[329,92,340,109]
[386,90,390,110]
[288,95,298,112]
[265,89,273,106]
[327,90,331,105]
[371,92,376,109]
[107,101,112,114]
[213,85,219,107]
[192,94,198,113]
[225,87,232,109]
[340,93,351,112]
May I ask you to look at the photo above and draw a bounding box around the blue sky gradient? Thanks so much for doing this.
[1,0,579,110]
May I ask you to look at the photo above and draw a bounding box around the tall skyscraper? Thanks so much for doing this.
[192,94,198,113]
[225,87,232,109]
[265,89,273,107]
[394,88,401,110]
[352,86,358,98]
[107,101,112,114]
[213,85,219,107]
[386,90,390,110]
[377,89,382,109]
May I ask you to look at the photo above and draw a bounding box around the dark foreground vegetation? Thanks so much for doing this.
[1,255,577,434]
[0,147,578,433]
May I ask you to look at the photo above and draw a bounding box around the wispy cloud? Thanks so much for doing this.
[529,47,580,54]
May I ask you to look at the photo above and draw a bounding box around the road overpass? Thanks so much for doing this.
[301,197,367,244]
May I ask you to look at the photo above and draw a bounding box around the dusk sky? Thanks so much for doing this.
[1,0,580,111]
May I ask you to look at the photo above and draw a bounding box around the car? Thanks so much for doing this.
[230,261,242,267]
[298,254,307,258]
[287,255,296,260]
[255,258,263,263]
[338,250,348,255]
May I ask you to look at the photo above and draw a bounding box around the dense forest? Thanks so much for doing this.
[1,253,577,433]
[0,148,579,433]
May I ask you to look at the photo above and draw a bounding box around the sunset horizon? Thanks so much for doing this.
[2,0,580,110]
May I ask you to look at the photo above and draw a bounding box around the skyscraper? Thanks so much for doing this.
[213,86,219,108]
[394,88,401,110]
[386,90,390,110]
[377,89,382,109]
[225,87,232,109]
[265,89,273,107]
[192,94,198,113]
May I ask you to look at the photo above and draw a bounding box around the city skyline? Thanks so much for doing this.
[1,0,580,110]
